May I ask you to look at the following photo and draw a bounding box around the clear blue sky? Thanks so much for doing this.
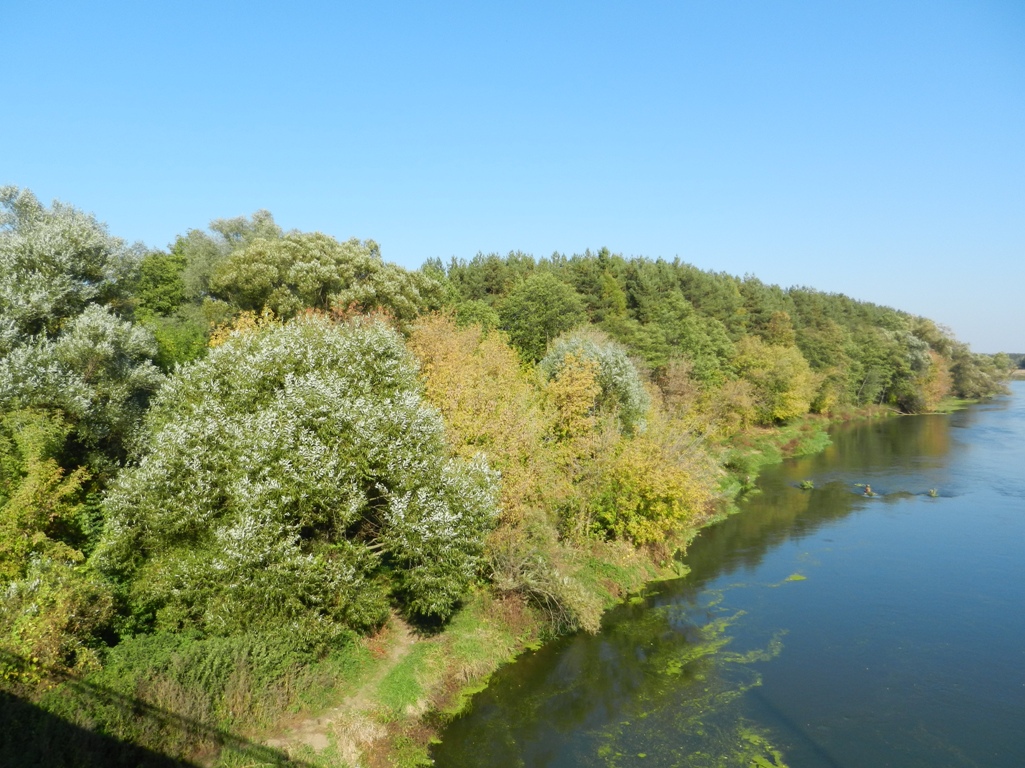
[5,1,1024,351]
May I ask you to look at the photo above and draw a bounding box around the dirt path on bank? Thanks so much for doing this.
[263,616,417,763]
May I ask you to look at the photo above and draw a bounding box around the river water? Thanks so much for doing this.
[432,382,1025,767]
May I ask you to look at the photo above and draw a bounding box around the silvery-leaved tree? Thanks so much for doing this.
[0,306,164,472]
[208,231,443,323]
[93,315,499,646]
[0,187,162,471]
[541,329,650,434]
[0,186,138,353]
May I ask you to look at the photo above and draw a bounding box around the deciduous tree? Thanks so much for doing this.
[94,316,498,643]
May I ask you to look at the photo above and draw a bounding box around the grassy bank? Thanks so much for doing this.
[249,541,668,767]
[231,411,889,767]
[0,405,896,768]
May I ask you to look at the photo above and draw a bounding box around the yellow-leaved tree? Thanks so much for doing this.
[590,396,722,559]
[732,336,820,424]
[408,316,605,632]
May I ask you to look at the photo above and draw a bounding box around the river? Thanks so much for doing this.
[431,382,1025,767]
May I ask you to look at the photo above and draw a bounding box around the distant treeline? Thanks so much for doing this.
[0,187,1010,764]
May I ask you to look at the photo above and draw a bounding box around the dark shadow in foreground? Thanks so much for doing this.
[0,651,314,768]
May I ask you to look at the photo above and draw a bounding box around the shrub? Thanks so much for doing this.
[0,186,136,349]
[0,556,114,682]
[0,410,90,581]
[541,329,650,434]
[591,408,721,553]
[93,315,498,641]
[0,306,164,471]
[209,232,442,323]
[409,315,568,519]
[732,336,819,424]
[408,316,600,631]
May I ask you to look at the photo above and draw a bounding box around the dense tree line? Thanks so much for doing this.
[442,249,1009,412]
[0,187,1010,762]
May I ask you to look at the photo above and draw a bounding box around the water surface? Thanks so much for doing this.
[432,383,1025,767]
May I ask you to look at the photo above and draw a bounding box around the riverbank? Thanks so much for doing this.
[247,407,896,768]
[428,383,1025,767]
[0,404,917,768]
[249,541,665,768]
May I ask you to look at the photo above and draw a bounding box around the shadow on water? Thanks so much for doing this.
[746,687,844,768]
[0,650,310,768]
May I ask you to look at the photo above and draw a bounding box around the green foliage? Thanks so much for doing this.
[1,555,114,681]
[440,249,1014,419]
[0,186,137,350]
[409,316,601,633]
[209,231,442,322]
[94,315,499,640]
[487,509,607,634]
[30,627,367,762]
[171,209,284,300]
[591,411,719,550]
[0,410,90,581]
[498,272,587,361]
[1,189,1014,765]
[0,411,112,687]
[541,329,650,434]
[453,299,501,331]
[732,336,819,424]
[446,251,537,303]
[0,305,164,472]
[949,341,1010,399]
[85,629,317,721]
[133,251,188,318]
[141,306,210,370]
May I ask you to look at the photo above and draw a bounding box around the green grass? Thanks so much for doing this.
[930,397,981,413]
[722,418,831,499]
[376,642,433,716]
[20,628,379,767]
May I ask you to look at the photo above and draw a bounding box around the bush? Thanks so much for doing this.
[0,556,113,682]
[541,329,650,434]
[408,316,601,631]
[0,306,164,471]
[0,186,137,349]
[732,336,819,424]
[209,232,442,323]
[591,408,721,553]
[34,628,355,761]
[409,315,569,520]
[0,410,90,580]
[93,315,498,641]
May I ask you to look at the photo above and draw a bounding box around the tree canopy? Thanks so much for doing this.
[0,189,1012,765]
[0,186,137,351]
[498,272,588,361]
[93,316,499,643]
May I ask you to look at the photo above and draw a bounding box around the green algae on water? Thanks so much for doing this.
[589,594,789,768]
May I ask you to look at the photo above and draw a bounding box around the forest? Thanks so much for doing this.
[0,186,1010,766]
